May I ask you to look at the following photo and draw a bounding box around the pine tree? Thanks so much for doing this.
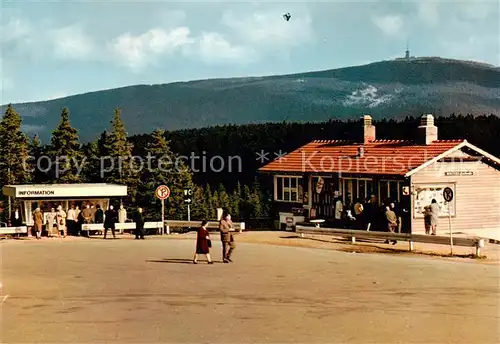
[49,108,84,183]
[0,104,31,186]
[29,134,47,183]
[232,181,242,217]
[250,177,263,217]
[203,184,215,219]
[218,184,231,213]
[104,109,139,203]
[138,128,193,220]
[211,190,220,216]
[81,140,102,183]
[191,184,209,220]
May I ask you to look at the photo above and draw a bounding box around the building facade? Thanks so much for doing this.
[259,115,500,239]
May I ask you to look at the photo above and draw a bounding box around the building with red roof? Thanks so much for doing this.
[259,115,500,239]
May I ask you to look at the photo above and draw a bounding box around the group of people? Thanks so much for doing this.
[28,203,146,240]
[423,199,440,235]
[192,211,236,264]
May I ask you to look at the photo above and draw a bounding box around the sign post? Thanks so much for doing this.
[155,185,170,235]
[443,187,454,255]
[184,188,192,222]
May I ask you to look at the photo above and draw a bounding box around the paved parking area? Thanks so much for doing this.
[1,237,499,343]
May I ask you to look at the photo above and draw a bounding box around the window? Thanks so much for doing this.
[379,180,403,203]
[340,177,374,204]
[275,176,303,202]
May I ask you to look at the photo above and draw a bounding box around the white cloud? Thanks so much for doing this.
[221,9,314,49]
[416,2,440,27]
[0,18,31,43]
[371,15,404,37]
[198,32,257,65]
[109,27,194,71]
[49,25,97,60]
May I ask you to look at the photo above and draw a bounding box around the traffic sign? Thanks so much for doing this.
[443,187,454,202]
[155,185,170,200]
[184,188,192,204]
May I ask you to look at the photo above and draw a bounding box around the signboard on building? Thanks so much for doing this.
[444,171,474,176]
[2,184,128,198]
[413,184,456,218]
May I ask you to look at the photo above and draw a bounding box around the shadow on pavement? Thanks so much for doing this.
[146,258,221,264]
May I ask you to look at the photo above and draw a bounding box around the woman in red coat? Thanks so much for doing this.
[193,220,213,264]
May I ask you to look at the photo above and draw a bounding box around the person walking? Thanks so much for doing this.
[103,205,117,239]
[193,220,213,264]
[33,208,43,239]
[429,199,439,235]
[134,207,145,240]
[219,211,235,263]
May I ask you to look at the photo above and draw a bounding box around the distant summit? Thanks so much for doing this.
[2,57,499,143]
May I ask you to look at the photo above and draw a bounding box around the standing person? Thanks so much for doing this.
[82,204,93,223]
[67,205,76,236]
[423,206,432,235]
[219,211,235,263]
[334,198,343,222]
[193,220,213,264]
[390,202,402,233]
[134,207,145,240]
[384,206,398,245]
[94,205,104,224]
[10,206,22,227]
[46,208,57,237]
[56,205,67,238]
[75,205,81,236]
[353,199,364,229]
[33,208,43,239]
[429,199,439,235]
[103,205,117,239]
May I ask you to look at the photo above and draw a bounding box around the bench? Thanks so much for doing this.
[81,222,164,236]
[0,226,28,235]
[295,225,485,257]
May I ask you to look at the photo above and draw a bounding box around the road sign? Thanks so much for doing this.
[443,187,454,202]
[155,185,170,200]
[184,188,192,204]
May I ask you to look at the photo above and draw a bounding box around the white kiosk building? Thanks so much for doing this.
[2,184,127,232]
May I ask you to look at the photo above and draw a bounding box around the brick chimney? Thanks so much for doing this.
[418,114,438,145]
[361,115,376,144]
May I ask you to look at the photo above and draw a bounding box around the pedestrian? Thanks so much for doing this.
[219,211,235,263]
[82,204,93,223]
[134,207,145,240]
[390,202,402,233]
[353,199,364,229]
[56,205,67,238]
[193,220,213,264]
[33,208,43,239]
[46,208,57,237]
[429,199,439,235]
[103,205,117,239]
[384,206,398,245]
[94,204,104,224]
[67,204,76,236]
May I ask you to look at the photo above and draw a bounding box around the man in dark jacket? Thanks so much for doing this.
[94,204,104,223]
[103,205,117,239]
[134,208,145,240]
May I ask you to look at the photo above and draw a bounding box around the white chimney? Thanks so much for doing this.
[361,115,376,144]
[418,114,438,145]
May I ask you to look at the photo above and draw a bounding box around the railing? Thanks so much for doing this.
[0,226,28,235]
[295,225,485,257]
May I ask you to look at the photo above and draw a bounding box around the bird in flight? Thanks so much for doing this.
[283,13,291,21]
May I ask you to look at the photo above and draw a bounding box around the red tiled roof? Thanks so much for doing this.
[259,139,465,175]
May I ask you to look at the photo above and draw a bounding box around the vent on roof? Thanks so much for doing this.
[361,115,376,144]
[418,114,438,145]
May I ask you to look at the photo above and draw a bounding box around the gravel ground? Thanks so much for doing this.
[1,233,499,343]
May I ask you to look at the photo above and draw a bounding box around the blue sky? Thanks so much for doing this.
[1,0,498,104]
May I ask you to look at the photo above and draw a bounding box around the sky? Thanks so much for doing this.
[1,0,499,104]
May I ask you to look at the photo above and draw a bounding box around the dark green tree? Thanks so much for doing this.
[104,109,139,203]
[81,140,102,183]
[0,104,31,186]
[218,184,231,213]
[29,134,47,183]
[232,181,243,217]
[49,108,84,183]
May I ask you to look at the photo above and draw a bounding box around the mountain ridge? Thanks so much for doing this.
[2,57,499,143]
